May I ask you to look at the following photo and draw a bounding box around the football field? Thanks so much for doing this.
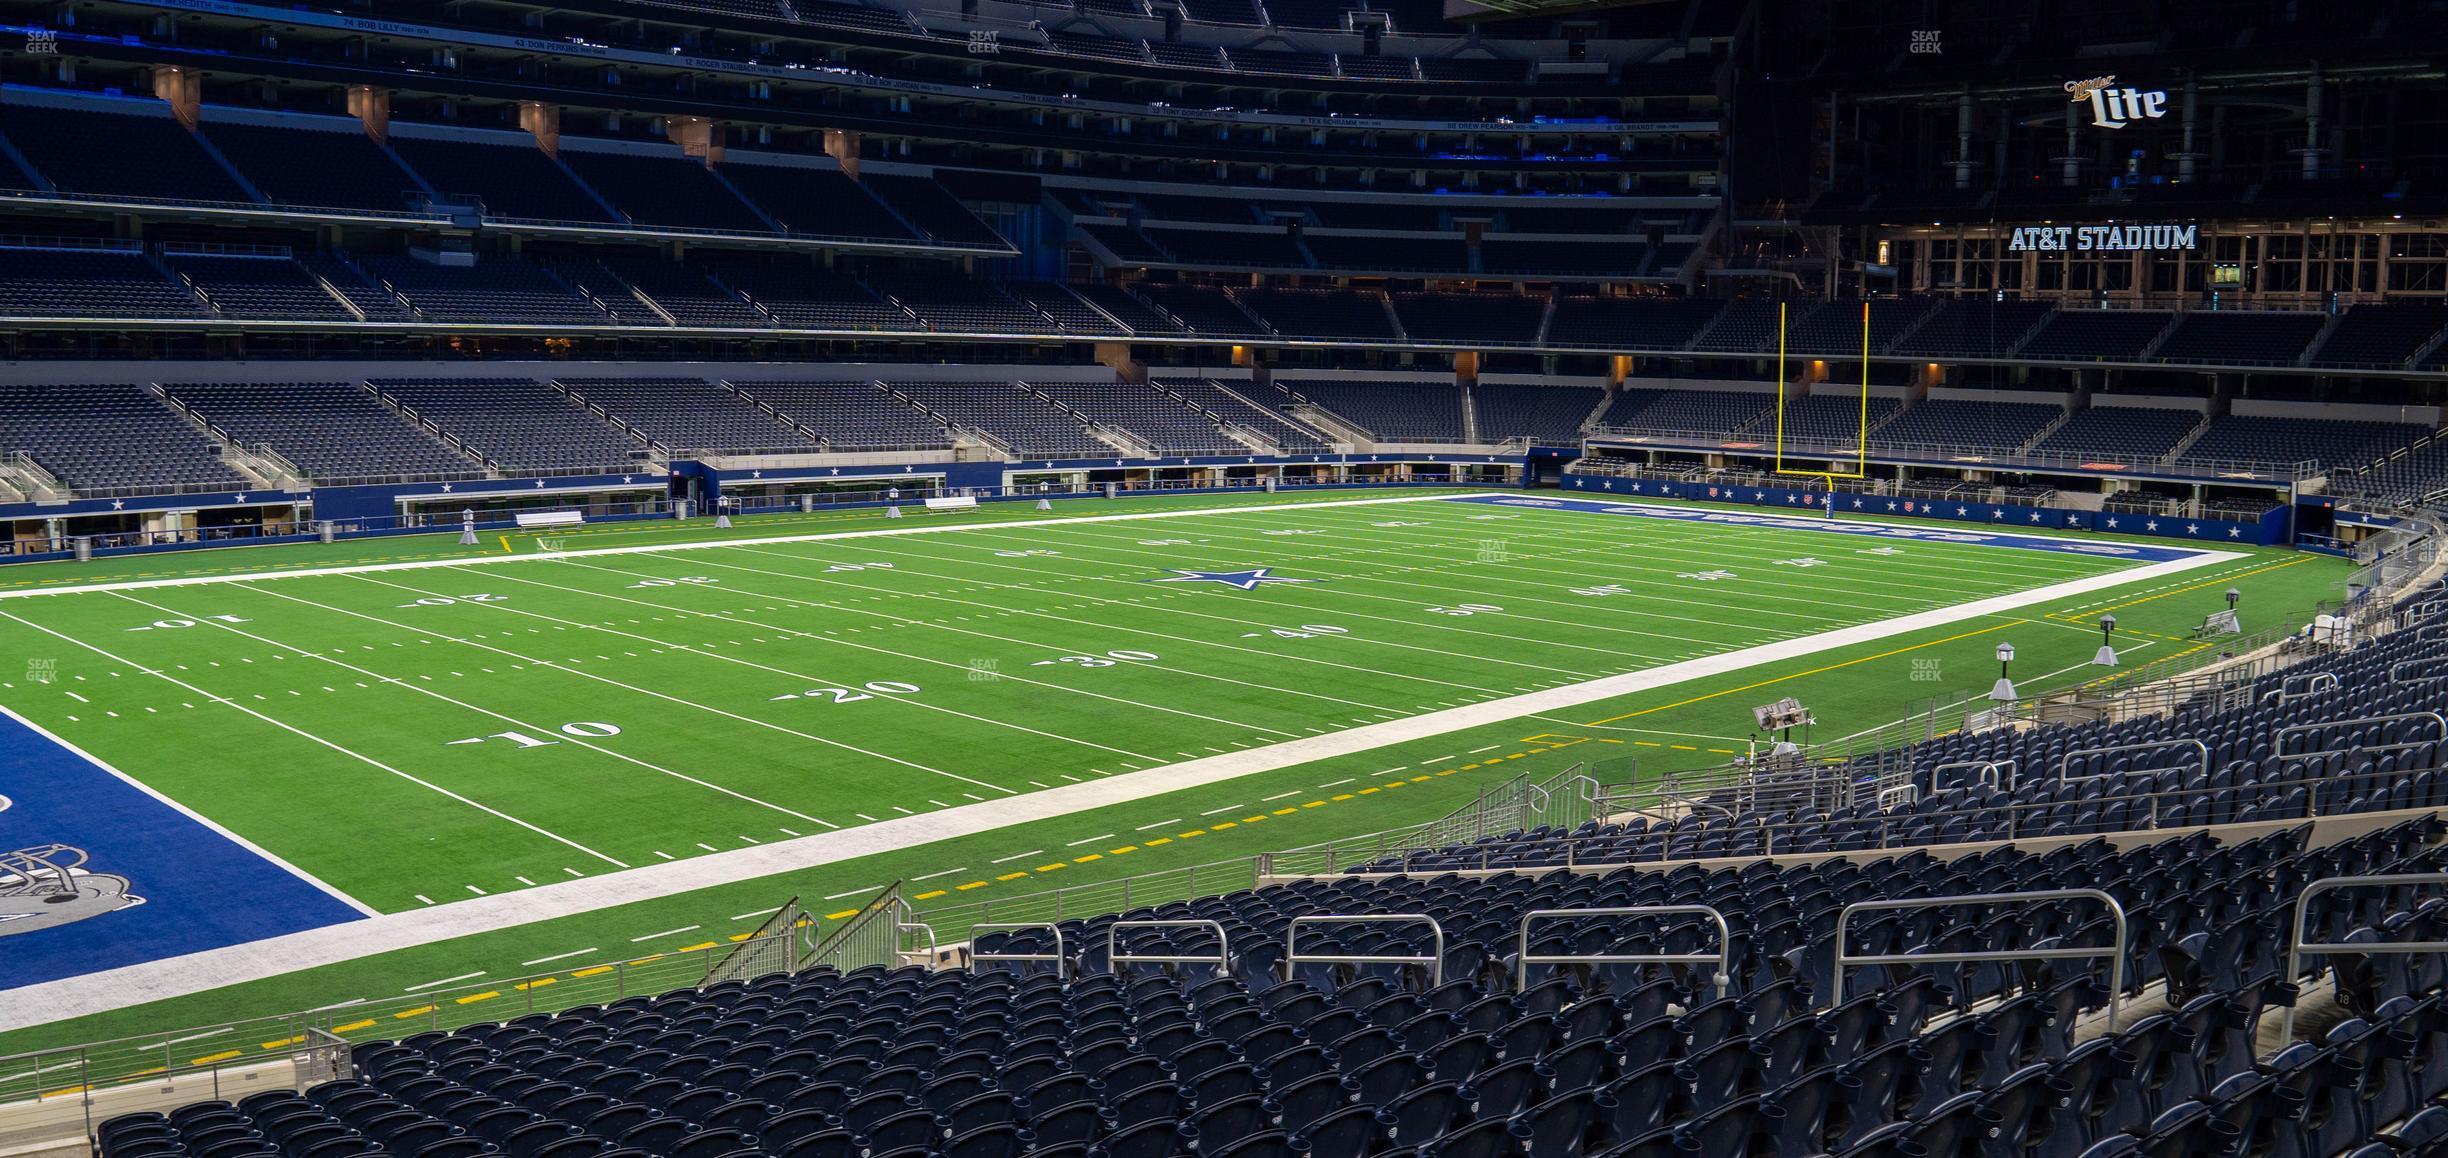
[0,488,2344,1061]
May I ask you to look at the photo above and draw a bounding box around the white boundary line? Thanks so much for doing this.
[0,702,378,918]
[0,541,2243,1032]
[0,493,1502,601]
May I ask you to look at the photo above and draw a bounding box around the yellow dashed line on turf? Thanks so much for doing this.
[1581,622,2015,727]
[680,941,720,952]
[824,909,860,919]
[893,735,1584,912]
[572,966,614,979]
[333,1020,376,1034]
[393,1006,436,1020]
[193,1051,244,1066]
[263,1036,304,1050]
[457,991,500,1005]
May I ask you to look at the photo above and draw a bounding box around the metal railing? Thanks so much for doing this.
[702,897,812,986]
[1297,766,2448,874]
[0,924,814,1124]
[967,923,1069,978]
[916,759,1592,937]
[1286,914,1444,986]
[1107,920,1230,973]
[1514,905,1732,993]
[1833,889,2129,1030]
[801,884,907,975]
[2059,738,2210,782]
[915,856,1260,936]
[2275,711,2448,764]
[2278,873,2448,1044]
[1586,425,2320,482]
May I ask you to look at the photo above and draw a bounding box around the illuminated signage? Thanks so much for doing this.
[2007,224,2198,252]
[2066,76,2168,130]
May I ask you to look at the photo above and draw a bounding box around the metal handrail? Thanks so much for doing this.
[967,922,1069,978]
[2279,874,2448,1044]
[1107,919,1230,973]
[1514,905,1732,994]
[2387,660,2448,686]
[2264,673,2341,704]
[2275,712,2448,761]
[899,920,940,966]
[2058,739,2210,783]
[1932,759,2016,792]
[1286,914,1444,986]
[1585,425,2321,481]
[1391,759,2445,872]
[1833,888,2129,1031]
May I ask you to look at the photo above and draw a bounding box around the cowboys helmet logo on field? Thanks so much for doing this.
[0,821,146,936]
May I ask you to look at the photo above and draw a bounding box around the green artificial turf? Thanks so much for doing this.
[0,488,2350,1080]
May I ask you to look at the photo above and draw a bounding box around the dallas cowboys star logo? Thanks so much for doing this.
[1152,567,1317,591]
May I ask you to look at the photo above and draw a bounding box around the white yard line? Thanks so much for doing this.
[534,557,1301,740]
[115,589,849,830]
[870,529,1679,667]
[0,492,1503,601]
[354,569,1168,765]
[0,542,2238,1035]
[685,548,1422,715]
[404,972,484,992]
[0,698,378,919]
[714,543,1538,694]
[0,610,624,872]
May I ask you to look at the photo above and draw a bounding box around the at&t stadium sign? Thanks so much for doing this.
[2007,224,2198,252]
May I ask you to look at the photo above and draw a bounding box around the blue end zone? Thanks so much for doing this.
[1445,494,2213,563]
[0,710,366,989]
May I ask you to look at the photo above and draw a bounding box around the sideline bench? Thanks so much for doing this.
[514,510,586,529]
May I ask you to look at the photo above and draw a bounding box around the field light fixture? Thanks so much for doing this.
[1991,642,2018,703]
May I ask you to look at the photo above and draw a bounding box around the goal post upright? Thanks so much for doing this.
[1857,298,1870,481]
[1774,300,1788,477]
[1771,298,1872,498]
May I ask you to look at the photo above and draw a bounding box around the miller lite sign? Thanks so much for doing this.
[2067,75,2168,129]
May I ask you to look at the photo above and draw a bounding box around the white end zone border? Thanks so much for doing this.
[0,491,1503,602]
[0,518,2245,1032]
[0,702,379,919]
